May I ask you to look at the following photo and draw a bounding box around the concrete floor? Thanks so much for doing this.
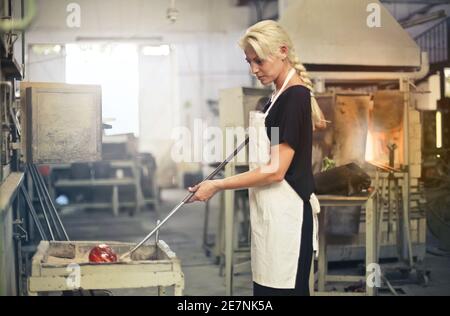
[60,189,450,296]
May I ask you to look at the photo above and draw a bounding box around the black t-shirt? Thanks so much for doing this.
[264,85,315,201]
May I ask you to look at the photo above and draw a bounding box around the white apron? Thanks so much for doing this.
[248,69,321,289]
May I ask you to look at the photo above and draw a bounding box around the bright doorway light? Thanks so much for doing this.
[66,43,139,136]
[142,45,170,56]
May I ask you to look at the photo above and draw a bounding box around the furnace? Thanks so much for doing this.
[279,0,429,264]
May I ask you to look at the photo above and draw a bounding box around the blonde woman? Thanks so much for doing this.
[188,20,324,296]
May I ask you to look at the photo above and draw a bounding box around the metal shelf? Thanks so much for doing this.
[54,178,136,188]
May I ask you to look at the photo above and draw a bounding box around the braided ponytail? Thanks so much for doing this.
[291,56,313,90]
[290,54,327,130]
[240,20,327,131]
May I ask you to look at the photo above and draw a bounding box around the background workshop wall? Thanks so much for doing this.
[22,0,253,187]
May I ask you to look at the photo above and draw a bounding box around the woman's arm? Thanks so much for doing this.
[218,143,295,189]
[188,143,295,202]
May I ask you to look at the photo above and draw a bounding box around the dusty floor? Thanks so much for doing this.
[60,189,450,296]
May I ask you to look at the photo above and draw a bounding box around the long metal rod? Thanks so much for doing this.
[121,137,249,259]
[31,164,69,241]
[28,164,57,240]
[381,275,399,297]
[30,164,61,239]
[20,185,46,240]
[28,166,55,240]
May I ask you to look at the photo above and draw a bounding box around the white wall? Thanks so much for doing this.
[26,46,66,82]
[177,33,253,126]
[138,47,177,153]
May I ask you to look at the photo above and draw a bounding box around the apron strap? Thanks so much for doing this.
[264,68,297,118]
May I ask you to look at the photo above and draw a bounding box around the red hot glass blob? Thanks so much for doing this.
[88,244,118,263]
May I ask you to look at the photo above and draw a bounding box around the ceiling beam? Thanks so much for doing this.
[398,4,437,23]
[401,10,447,28]
[236,0,277,7]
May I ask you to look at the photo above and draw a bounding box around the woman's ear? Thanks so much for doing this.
[279,46,289,60]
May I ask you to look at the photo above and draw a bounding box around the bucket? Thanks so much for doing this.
[325,206,362,237]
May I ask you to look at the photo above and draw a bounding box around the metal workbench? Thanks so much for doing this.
[49,160,158,217]
[222,160,378,296]
[314,191,378,296]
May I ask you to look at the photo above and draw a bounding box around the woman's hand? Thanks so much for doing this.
[188,180,222,203]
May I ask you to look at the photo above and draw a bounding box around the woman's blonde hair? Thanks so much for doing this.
[239,20,326,130]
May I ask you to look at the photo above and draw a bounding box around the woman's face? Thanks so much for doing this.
[244,45,286,86]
